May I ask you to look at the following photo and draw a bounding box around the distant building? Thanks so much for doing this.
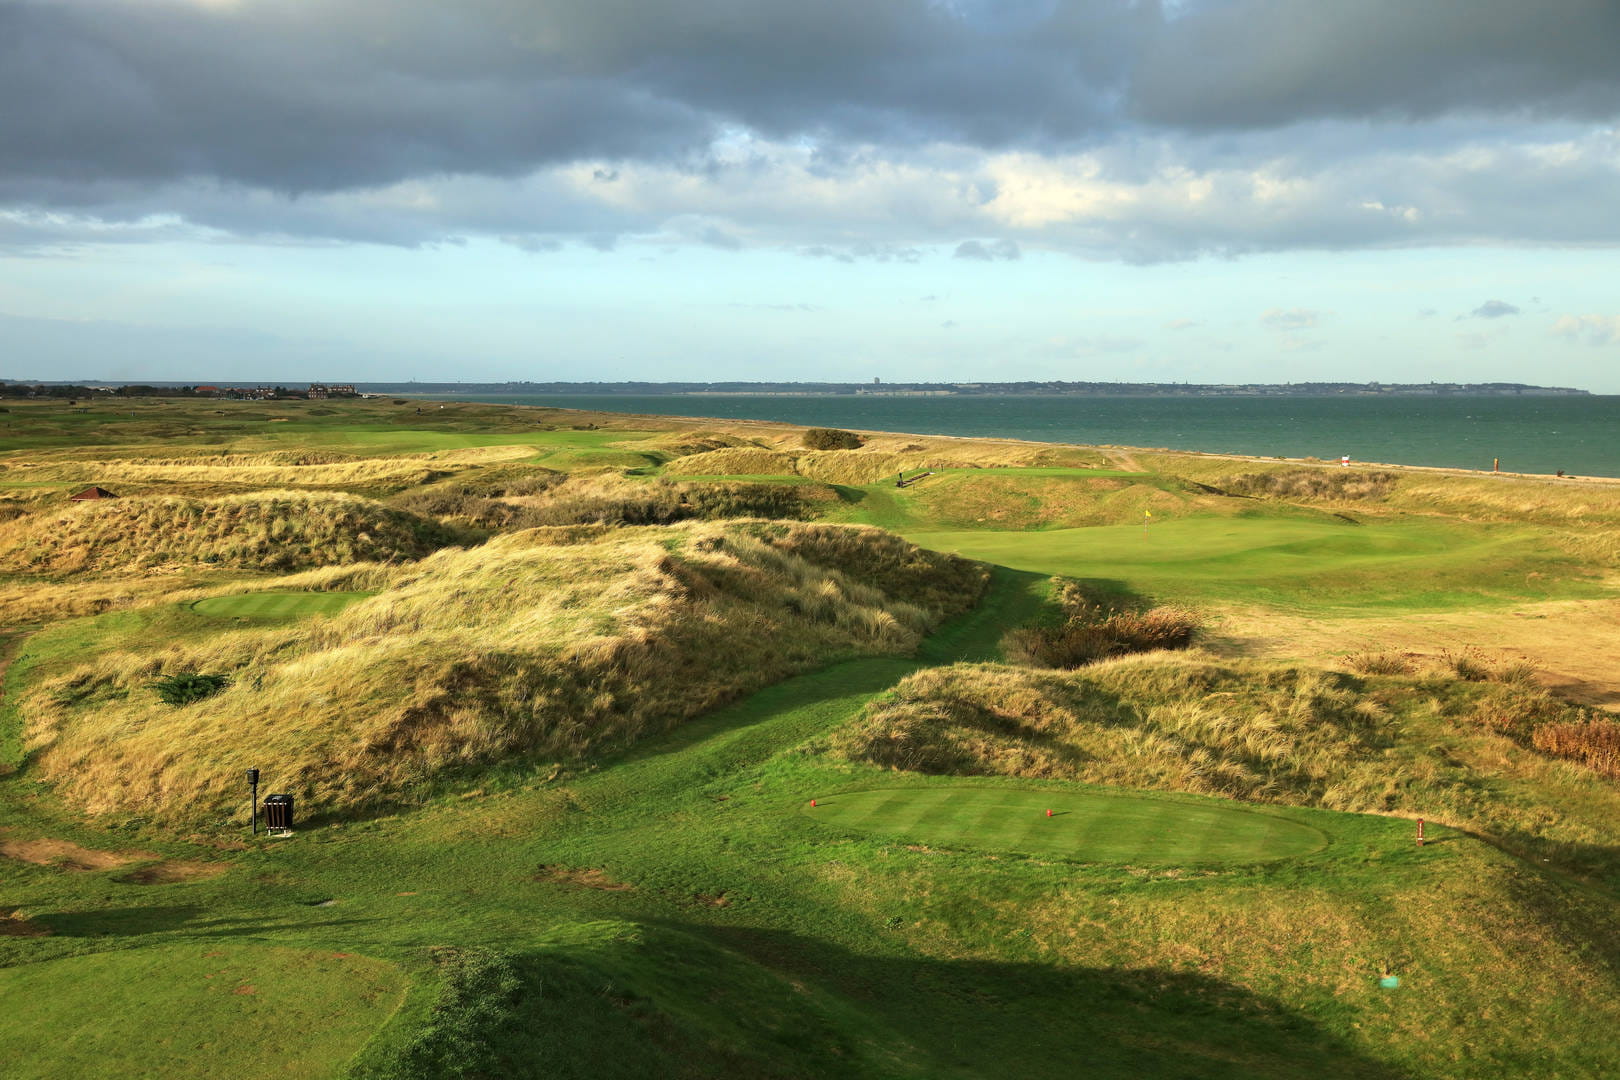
[194,385,221,396]
[69,486,118,501]
[307,383,357,399]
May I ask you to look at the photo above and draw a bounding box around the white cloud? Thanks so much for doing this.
[1552,313,1620,346]
[1261,307,1323,331]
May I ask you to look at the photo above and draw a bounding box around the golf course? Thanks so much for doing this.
[2,395,1619,1078]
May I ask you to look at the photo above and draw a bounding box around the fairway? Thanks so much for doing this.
[903,516,1594,609]
[0,944,404,1080]
[805,786,1329,864]
[191,590,375,619]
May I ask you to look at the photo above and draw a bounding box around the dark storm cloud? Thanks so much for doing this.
[3,0,1620,252]
[0,0,1138,197]
[1132,0,1620,127]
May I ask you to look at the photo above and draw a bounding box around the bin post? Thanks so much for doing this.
[247,768,260,835]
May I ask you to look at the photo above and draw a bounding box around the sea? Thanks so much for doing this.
[433,393,1620,479]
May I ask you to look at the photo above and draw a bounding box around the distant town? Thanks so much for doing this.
[0,379,1593,398]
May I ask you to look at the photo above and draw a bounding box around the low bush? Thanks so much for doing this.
[1533,719,1620,779]
[1344,651,1414,675]
[802,427,864,451]
[1002,580,1199,669]
[149,672,230,706]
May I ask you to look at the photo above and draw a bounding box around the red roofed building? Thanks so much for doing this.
[69,486,118,501]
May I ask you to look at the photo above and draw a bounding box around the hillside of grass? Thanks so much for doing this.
[0,490,456,574]
[828,651,1620,873]
[5,397,1620,1079]
[19,521,986,822]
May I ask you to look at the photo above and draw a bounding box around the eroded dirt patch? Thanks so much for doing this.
[0,833,155,871]
[0,909,51,937]
[532,864,633,891]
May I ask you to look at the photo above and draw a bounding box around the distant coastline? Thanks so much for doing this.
[3,379,1592,397]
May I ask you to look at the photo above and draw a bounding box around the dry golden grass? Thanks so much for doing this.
[0,445,535,490]
[0,490,454,575]
[828,650,1609,843]
[24,521,986,822]
[1533,719,1620,778]
[663,447,799,476]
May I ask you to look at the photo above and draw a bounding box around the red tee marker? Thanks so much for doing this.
[810,799,817,808]
[1045,808,1052,818]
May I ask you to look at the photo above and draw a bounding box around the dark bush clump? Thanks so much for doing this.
[1003,580,1199,669]
[150,672,230,706]
[802,427,864,450]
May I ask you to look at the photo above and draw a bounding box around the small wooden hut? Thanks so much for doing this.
[69,486,118,501]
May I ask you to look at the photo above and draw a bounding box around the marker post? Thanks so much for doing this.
[248,768,260,835]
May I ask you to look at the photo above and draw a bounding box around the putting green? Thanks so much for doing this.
[804,787,1328,865]
[903,516,1590,609]
[0,944,405,1080]
[191,590,375,620]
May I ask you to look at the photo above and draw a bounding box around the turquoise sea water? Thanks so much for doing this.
[440,393,1620,478]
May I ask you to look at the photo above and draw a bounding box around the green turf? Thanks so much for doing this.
[0,944,404,1080]
[6,401,1620,1078]
[191,590,376,620]
[804,786,1329,864]
[903,516,1600,610]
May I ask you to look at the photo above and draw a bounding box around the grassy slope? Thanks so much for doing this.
[17,521,985,822]
[3,400,1620,1078]
[0,945,405,1080]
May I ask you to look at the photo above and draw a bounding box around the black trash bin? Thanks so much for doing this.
[263,794,295,833]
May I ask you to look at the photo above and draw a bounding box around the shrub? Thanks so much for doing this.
[802,427,864,450]
[1003,606,1200,668]
[1003,581,1199,669]
[150,672,230,706]
[1345,651,1414,675]
[1533,720,1620,779]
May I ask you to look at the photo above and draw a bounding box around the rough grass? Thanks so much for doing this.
[1223,468,1400,501]
[827,652,1610,846]
[0,445,536,491]
[22,522,986,821]
[0,490,455,575]
[662,447,799,476]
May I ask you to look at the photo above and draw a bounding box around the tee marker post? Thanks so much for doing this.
[1416,818,1425,847]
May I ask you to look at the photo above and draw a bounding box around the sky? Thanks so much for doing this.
[2,0,1619,390]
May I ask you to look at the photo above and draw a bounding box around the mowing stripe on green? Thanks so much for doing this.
[804,786,1328,866]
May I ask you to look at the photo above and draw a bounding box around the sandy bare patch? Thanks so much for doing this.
[0,833,156,871]
[532,864,633,891]
[114,860,227,885]
[1206,595,1620,709]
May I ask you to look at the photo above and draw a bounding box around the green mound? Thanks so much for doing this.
[804,786,1329,864]
[192,590,376,620]
[0,944,404,1080]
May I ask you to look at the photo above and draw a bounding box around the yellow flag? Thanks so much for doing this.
[1143,510,1151,518]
